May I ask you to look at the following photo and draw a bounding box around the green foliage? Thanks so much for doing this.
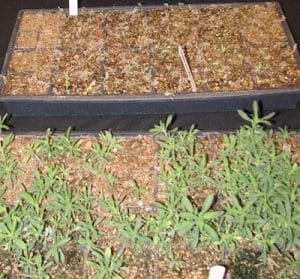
[87,247,126,279]
[0,102,299,276]
[100,197,149,251]
[0,161,102,276]
[217,101,300,264]
[55,127,81,157]
[0,206,25,256]
[0,133,19,187]
[176,195,221,247]
[44,231,71,264]
[130,180,147,199]
[237,101,275,128]
[90,131,122,161]
[0,113,9,134]
[102,116,220,265]
[84,131,122,186]
[24,127,81,163]
[19,252,52,279]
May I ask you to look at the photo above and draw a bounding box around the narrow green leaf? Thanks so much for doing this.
[201,194,215,214]
[104,247,111,266]
[20,192,37,208]
[252,100,259,117]
[176,223,194,236]
[165,115,173,128]
[203,211,222,220]
[203,224,219,242]
[182,196,194,213]
[14,239,27,251]
[263,112,276,121]
[237,110,251,122]
[57,237,71,247]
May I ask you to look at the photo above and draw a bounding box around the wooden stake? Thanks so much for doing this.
[178,45,197,93]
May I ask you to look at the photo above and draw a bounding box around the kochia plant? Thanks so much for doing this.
[217,101,300,264]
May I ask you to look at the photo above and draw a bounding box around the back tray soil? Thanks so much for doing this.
[0,2,300,133]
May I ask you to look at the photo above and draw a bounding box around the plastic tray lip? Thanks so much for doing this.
[1,87,300,102]
[3,1,287,13]
[0,130,226,138]
[1,1,300,98]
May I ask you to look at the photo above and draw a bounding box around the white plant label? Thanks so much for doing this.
[69,0,78,16]
[208,265,226,279]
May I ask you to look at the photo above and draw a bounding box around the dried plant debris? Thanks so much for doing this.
[3,73,49,95]
[2,3,300,96]
[61,11,105,50]
[148,7,205,46]
[104,48,152,94]
[153,43,203,94]
[15,31,38,49]
[105,9,152,49]
[3,50,54,95]
[53,49,102,95]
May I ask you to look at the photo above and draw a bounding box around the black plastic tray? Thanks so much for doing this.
[0,2,300,134]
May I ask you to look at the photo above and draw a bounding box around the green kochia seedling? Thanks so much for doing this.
[0,158,103,276]
[131,180,147,200]
[84,131,122,186]
[44,231,71,264]
[217,101,300,265]
[24,127,81,163]
[176,195,221,248]
[0,133,19,187]
[0,103,299,276]
[0,113,9,135]
[19,252,52,279]
[87,247,126,279]
[102,116,221,265]
[100,197,149,251]
[0,206,25,256]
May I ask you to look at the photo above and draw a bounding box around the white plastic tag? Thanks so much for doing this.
[69,0,78,16]
[208,265,226,279]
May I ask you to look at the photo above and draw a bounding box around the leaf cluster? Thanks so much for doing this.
[0,163,120,277]
[24,127,81,163]
[83,131,122,186]
[217,101,300,265]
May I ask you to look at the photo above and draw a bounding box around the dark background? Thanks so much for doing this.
[0,0,300,70]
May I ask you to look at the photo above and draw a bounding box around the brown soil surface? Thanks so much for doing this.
[1,3,300,96]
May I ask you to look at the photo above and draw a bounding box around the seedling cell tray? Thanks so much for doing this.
[0,2,300,133]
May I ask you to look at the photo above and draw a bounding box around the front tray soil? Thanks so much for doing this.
[1,2,300,96]
[0,129,299,278]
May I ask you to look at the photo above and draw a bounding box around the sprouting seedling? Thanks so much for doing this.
[220,44,227,55]
[55,127,81,157]
[87,247,126,279]
[0,113,9,136]
[19,253,52,278]
[131,180,147,200]
[237,100,275,128]
[64,70,70,95]
[150,115,177,137]
[84,80,97,95]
